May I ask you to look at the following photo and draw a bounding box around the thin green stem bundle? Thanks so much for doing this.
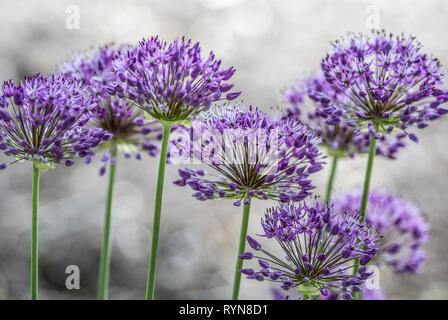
[232,197,251,300]
[325,156,338,203]
[145,124,172,300]
[31,164,40,300]
[353,136,377,300]
[97,146,118,300]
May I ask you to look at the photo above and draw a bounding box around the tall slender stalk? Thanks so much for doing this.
[97,146,118,300]
[359,137,376,221]
[325,156,338,203]
[353,136,377,300]
[31,163,40,300]
[232,196,251,300]
[145,124,172,300]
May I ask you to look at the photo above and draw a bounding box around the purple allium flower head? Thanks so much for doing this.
[283,74,407,159]
[320,30,448,143]
[332,189,430,273]
[0,73,111,170]
[173,104,324,205]
[60,45,166,174]
[241,201,380,298]
[110,37,240,125]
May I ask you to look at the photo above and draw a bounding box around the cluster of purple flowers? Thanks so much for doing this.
[333,189,430,273]
[0,73,111,170]
[0,30,440,301]
[110,37,241,124]
[319,30,448,142]
[60,45,164,174]
[272,286,386,300]
[283,74,407,159]
[240,201,380,299]
[173,104,324,205]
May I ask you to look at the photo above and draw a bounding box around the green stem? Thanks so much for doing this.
[360,136,376,221]
[31,163,40,300]
[325,156,338,203]
[145,124,172,300]
[232,197,251,300]
[97,147,118,300]
[353,136,377,300]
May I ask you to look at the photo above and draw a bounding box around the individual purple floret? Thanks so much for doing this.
[333,189,430,274]
[173,104,324,205]
[320,30,448,143]
[240,201,380,299]
[60,45,163,175]
[110,36,241,124]
[0,73,111,170]
[283,74,406,159]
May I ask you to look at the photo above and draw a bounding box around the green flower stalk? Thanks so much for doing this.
[111,37,240,299]
[31,164,40,300]
[60,45,165,299]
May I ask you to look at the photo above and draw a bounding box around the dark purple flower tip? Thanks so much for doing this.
[0,163,6,170]
[226,91,242,100]
[178,168,192,179]
[352,286,363,293]
[408,133,419,143]
[270,271,282,280]
[243,198,250,205]
[99,166,106,176]
[359,255,372,266]
[233,200,241,206]
[218,190,226,198]
[65,159,74,167]
[239,252,253,260]
[240,268,255,276]
[342,293,354,300]
[247,235,262,250]
[173,179,187,187]
[258,259,270,269]
[279,193,290,203]
[254,273,264,281]
[350,278,363,286]
[305,262,314,271]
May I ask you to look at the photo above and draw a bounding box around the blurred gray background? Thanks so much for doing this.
[0,0,447,299]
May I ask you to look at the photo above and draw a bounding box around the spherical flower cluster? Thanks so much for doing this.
[320,30,448,143]
[239,201,381,299]
[173,104,324,206]
[110,37,241,124]
[333,189,430,273]
[0,74,111,170]
[283,74,406,159]
[60,45,163,174]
